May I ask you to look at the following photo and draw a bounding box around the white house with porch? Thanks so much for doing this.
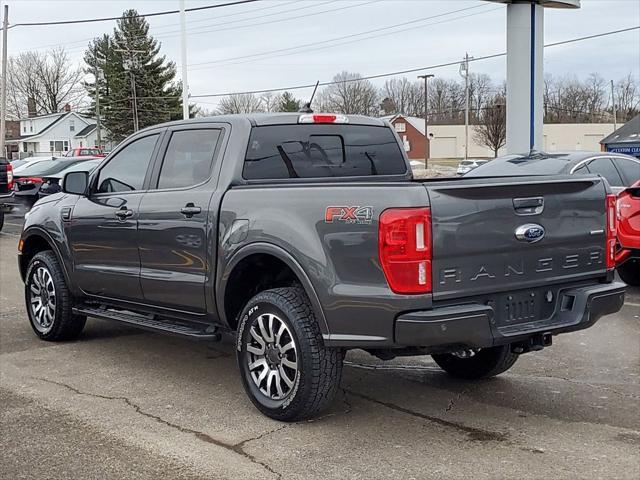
[11,111,107,158]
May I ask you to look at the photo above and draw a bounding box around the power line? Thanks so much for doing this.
[188,4,491,69]
[19,0,301,52]
[187,26,639,99]
[7,0,260,28]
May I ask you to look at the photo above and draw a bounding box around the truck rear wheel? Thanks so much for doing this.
[432,345,518,380]
[617,259,639,286]
[25,251,86,341]
[236,287,343,421]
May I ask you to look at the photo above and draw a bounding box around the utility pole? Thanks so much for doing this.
[115,46,145,133]
[179,0,189,120]
[0,5,8,159]
[459,53,472,160]
[611,79,617,131]
[94,46,103,148]
[418,74,434,169]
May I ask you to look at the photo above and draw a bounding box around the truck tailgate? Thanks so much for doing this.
[423,176,608,301]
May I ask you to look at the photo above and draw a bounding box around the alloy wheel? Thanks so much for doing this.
[29,266,56,333]
[246,313,298,400]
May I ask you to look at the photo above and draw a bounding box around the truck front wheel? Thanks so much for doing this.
[25,251,86,341]
[236,287,343,421]
[432,345,518,380]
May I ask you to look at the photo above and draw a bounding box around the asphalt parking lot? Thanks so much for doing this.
[1,211,639,480]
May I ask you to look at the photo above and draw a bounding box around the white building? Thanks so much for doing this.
[387,115,616,160]
[13,111,104,158]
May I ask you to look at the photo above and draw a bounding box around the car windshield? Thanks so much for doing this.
[16,160,82,176]
[50,159,101,178]
[465,153,571,176]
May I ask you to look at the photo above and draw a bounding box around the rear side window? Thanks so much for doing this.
[587,158,624,187]
[243,125,407,180]
[157,129,221,189]
[613,158,640,185]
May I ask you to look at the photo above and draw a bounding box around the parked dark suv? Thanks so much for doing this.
[18,114,625,420]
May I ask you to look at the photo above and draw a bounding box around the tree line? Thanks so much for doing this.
[219,71,639,125]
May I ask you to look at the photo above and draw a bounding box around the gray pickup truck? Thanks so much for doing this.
[18,113,625,421]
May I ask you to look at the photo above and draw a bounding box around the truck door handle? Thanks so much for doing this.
[180,203,201,217]
[114,207,134,220]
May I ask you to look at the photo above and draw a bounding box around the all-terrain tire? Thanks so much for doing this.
[236,287,343,421]
[432,345,518,380]
[25,251,86,341]
[617,259,640,286]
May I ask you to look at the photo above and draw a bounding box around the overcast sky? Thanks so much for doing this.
[3,0,639,110]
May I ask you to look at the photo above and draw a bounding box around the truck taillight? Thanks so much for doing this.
[606,194,617,269]
[6,164,13,190]
[378,207,432,294]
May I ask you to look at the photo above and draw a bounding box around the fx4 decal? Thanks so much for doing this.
[325,206,374,225]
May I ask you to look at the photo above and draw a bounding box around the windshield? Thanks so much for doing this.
[16,160,82,176]
[465,154,570,177]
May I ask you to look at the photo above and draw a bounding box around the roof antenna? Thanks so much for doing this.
[299,81,319,113]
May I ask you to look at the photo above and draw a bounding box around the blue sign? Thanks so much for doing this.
[608,145,640,156]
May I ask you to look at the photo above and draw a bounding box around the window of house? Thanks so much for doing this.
[69,120,75,132]
[29,123,33,133]
[63,141,69,151]
[23,125,26,133]
[157,129,221,189]
[395,123,406,132]
[49,141,66,152]
[96,134,159,193]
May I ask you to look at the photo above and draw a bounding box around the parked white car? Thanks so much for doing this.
[457,159,489,175]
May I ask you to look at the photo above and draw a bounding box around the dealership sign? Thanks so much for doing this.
[608,145,640,156]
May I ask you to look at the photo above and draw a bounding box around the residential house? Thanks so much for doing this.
[10,106,106,158]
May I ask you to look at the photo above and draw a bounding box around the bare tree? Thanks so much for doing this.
[614,73,640,122]
[7,48,84,118]
[381,78,423,116]
[428,78,465,124]
[474,93,506,157]
[259,92,281,112]
[217,93,263,114]
[316,72,378,115]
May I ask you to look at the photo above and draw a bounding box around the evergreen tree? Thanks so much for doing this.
[278,91,300,112]
[84,10,183,142]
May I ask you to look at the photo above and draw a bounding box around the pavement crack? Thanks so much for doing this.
[523,373,640,400]
[345,389,507,442]
[35,377,282,479]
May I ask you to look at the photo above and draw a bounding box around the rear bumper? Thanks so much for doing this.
[395,281,626,349]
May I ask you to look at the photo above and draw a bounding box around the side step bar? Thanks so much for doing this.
[73,305,221,339]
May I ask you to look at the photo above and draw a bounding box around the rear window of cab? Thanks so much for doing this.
[243,124,407,180]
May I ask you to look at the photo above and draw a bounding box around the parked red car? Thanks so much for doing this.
[64,147,105,157]
[616,180,640,286]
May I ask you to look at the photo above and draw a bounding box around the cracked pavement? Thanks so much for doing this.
[1,217,639,479]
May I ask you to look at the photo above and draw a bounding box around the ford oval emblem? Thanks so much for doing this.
[515,223,545,243]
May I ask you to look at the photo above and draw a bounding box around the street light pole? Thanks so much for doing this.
[179,0,189,120]
[418,74,434,169]
[0,5,9,159]
[459,53,472,160]
[611,79,617,131]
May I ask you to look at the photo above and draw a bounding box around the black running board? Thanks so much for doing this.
[73,305,221,339]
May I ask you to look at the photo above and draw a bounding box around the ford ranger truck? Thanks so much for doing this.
[18,113,626,421]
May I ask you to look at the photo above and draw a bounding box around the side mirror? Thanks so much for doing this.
[63,171,89,195]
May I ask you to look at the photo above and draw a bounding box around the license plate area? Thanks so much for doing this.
[493,289,555,327]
